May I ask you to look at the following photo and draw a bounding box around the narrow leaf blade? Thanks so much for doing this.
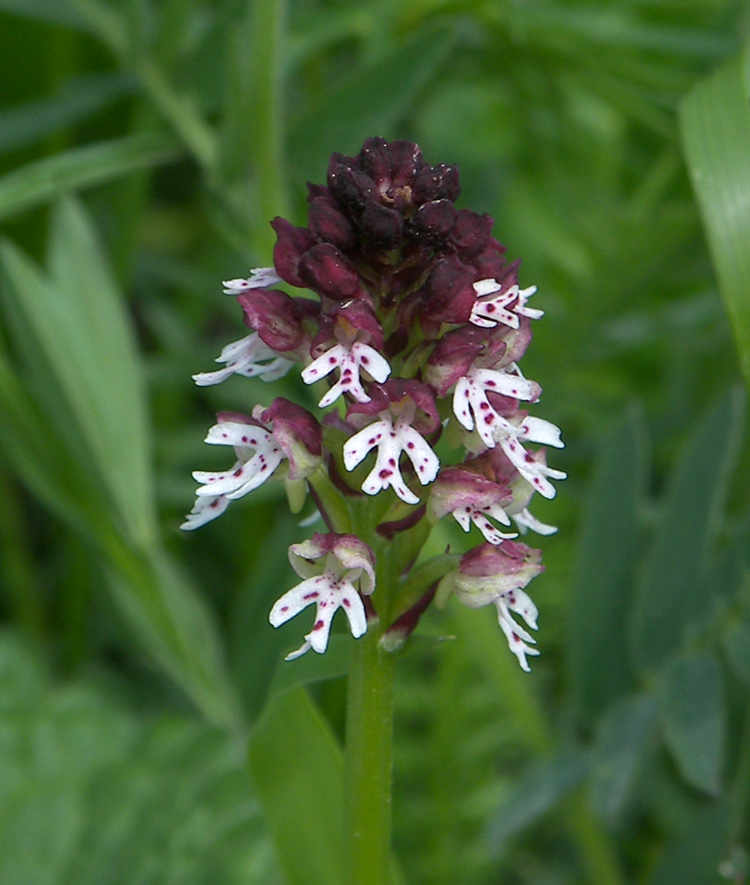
[659,652,726,796]
[567,407,647,722]
[0,132,179,222]
[680,45,750,390]
[628,389,744,673]
[248,687,346,885]
[589,693,657,826]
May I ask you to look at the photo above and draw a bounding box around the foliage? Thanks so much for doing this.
[0,0,749,882]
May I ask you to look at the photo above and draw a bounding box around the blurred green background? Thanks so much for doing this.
[1,1,750,882]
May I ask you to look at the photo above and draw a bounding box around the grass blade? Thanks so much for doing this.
[680,45,750,390]
[0,132,180,222]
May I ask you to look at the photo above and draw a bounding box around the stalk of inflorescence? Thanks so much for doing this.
[181,137,565,878]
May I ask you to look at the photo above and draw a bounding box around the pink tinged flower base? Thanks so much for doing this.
[301,342,391,407]
[454,541,544,671]
[269,534,375,659]
[192,333,293,386]
[343,411,440,505]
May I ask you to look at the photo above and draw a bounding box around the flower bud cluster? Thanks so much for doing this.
[183,137,564,669]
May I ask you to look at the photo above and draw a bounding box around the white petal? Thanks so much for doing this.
[269,576,327,627]
[180,494,229,530]
[339,589,367,639]
[512,508,558,536]
[343,420,389,471]
[301,345,346,385]
[222,267,281,294]
[398,424,440,486]
[473,278,502,297]
[352,343,391,383]
[471,513,517,545]
[503,587,539,630]
[361,436,420,504]
[193,447,283,498]
[495,600,540,672]
[471,368,540,402]
[453,378,476,431]
[520,417,564,448]
[453,508,472,532]
[204,423,274,449]
[284,640,312,661]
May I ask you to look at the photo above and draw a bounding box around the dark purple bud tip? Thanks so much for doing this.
[451,210,494,259]
[409,199,457,244]
[308,196,358,251]
[413,163,461,204]
[298,243,361,300]
[239,289,305,352]
[421,256,477,324]
[359,200,404,249]
[271,218,316,287]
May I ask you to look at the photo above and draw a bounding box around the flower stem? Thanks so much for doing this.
[344,622,397,884]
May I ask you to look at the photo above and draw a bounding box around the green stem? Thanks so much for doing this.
[344,623,397,884]
[248,0,289,254]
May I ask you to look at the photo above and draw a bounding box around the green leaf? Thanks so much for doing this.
[723,619,750,685]
[0,201,241,729]
[0,74,133,156]
[0,132,180,222]
[567,406,647,722]
[487,751,590,849]
[659,652,726,796]
[288,22,455,184]
[680,44,750,391]
[248,687,346,885]
[106,547,243,732]
[628,388,744,673]
[1,198,155,545]
[589,694,657,826]
[646,798,731,885]
[0,0,91,30]
[0,632,277,885]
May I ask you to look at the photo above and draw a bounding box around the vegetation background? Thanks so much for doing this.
[1,0,750,882]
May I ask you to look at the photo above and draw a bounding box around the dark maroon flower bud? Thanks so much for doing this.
[298,243,361,300]
[271,218,316,287]
[409,199,457,244]
[328,156,378,211]
[359,200,404,249]
[308,195,358,251]
[426,325,487,395]
[451,210,494,259]
[239,289,305,352]
[306,181,329,201]
[472,240,510,280]
[413,163,461,204]
[428,465,513,522]
[420,256,477,324]
[359,137,392,188]
[256,397,323,479]
[389,139,425,190]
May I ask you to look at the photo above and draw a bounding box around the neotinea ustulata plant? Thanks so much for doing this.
[182,136,565,878]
